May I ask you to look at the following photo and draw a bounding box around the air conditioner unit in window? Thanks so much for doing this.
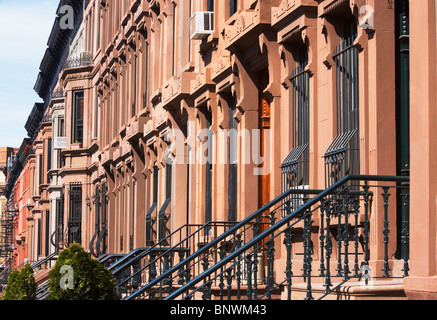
[54,137,67,150]
[190,11,214,40]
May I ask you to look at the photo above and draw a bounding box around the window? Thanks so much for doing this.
[47,138,52,183]
[94,91,99,138]
[144,42,149,109]
[130,180,136,251]
[228,96,238,222]
[45,210,50,255]
[158,163,171,241]
[37,219,42,258]
[114,85,119,135]
[283,45,310,186]
[335,21,359,136]
[121,176,125,251]
[281,46,310,213]
[53,196,64,251]
[97,5,101,50]
[132,55,137,117]
[68,185,82,245]
[146,164,159,246]
[230,0,237,16]
[173,3,176,76]
[39,154,44,188]
[100,183,108,255]
[122,66,127,124]
[106,97,110,145]
[324,18,359,186]
[291,47,309,155]
[72,90,84,144]
[58,118,65,137]
[205,113,213,226]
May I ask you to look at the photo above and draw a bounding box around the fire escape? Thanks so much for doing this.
[0,206,17,287]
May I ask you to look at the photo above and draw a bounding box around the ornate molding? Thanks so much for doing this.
[272,0,297,23]
[211,54,232,81]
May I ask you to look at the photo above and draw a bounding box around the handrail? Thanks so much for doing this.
[115,221,236,296]
[31,252,58,270]
[160,174,409,300]
[108,223,203,275]
[125,186,326,299]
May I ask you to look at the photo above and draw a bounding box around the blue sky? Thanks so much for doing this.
[0,0,60,148]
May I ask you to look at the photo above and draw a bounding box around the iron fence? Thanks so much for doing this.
[123,175,409,301]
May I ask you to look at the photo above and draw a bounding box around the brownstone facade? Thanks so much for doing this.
[2,0,437,300]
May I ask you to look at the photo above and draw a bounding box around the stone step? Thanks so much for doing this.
[288,279,407,300]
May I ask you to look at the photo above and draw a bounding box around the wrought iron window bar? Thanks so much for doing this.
[63,52,93,70]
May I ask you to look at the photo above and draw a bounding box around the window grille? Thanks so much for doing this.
[324,22,359,187]
[281,46,310,216]
[68,185,82,245]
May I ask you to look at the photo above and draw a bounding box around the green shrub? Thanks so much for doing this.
[46,243,116,300]
[2,264,36,300]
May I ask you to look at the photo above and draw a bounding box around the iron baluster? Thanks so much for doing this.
[226,269,233,300]
[252,253,259,300]
[245,254,252,300]
[352,197,361,277]
[319,202,326,277]
[266,210,276,299]
[324,201,333,294]
[163,252,171,274]
[304,214,314,300]
[342,191,351,281]
[202,254,211,300]
[302,195,310,279]
[302,214,308,279]
[166,253,173,294]
[252,221,259,300]
[266,238,275,300]
[401,188,410,277]
[149,253,157,280]
[362,183,371,266]
[335,199,343,277]
[178,251,186,285]
[218,246,225,300]
[382,187,391,278]
[235,234,243,300]
[132,261,141,290]
[184,255,192,284]
[284,226,293,300]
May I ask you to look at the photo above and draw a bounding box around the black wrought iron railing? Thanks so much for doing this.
[63,52,93,70]
[51,88,65,100]
[124,175,409,301]
[109,222,236,299]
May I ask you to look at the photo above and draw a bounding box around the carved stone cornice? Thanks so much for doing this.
[162,72,198,110]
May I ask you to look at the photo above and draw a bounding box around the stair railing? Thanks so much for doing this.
[112,222,236,299]
[126,175,409,300]
[124,187,314,300]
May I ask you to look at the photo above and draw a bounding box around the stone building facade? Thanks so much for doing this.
[3,0,437,299]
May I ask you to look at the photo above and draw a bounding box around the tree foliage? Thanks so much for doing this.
[46,243,116,300]
[2,264,36,300]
